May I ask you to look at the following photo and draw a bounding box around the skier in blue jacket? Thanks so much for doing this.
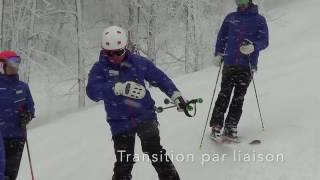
[0,51,35,180]
[210,0,269,141]
[87,26,186,180]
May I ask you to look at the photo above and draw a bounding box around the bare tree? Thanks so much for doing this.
[0,0,36,81]
[147,0,157,64]
[75,0,85,107]
[0,0,3,49]
[184,0,196,72]
[128,0,139,53]
[23,0,37,83]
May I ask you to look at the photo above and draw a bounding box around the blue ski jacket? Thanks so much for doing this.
[215,4,269,70]
[86,51,179,135]
[0,74,35,138]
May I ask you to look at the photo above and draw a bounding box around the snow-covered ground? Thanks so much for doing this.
[17,0,320,179]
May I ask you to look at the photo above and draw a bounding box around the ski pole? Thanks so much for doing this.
[22,115,35,180]
[155,105,177,113]
[19,107,36,180]
[248,56,265,131]
[25,134,35,180]
[199,62,223,149]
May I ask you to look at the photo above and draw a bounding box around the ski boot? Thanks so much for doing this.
[210,124,223,142]
[223,127,240,143]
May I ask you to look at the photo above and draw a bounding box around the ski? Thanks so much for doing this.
[249,139,261,145]
[210,135,261,145]
[223,136,241,143]
[210,134,236,144]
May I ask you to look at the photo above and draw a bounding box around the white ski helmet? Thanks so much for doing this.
[101,26,128,50]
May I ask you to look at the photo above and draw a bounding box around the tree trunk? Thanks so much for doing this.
[10,0,17,50]
[128,0,136,51]
[185,0,196,72]
[147,0,157,64]
[23,0,37,83]
[0,0,3,49]
[75,0,85,108]
[128,0,140,54]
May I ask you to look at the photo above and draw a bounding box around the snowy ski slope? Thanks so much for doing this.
[17,0,320,179]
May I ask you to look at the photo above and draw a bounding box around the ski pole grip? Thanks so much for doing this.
[164,98,172,105]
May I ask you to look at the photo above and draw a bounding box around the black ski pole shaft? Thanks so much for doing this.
[155,105,177,113]
[199,63,222,149]
[26,138,35,180]
[251,75,265,131]
[25,128,35,180]
[248,56,265,131]
[162,105,177,110]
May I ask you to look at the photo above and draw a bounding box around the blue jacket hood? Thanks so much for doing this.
[0,74,19,84]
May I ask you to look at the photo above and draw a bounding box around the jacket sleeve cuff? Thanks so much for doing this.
[170,91,182,102]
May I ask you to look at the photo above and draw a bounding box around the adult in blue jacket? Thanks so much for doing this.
[210,0,269,141]
[87,26,186,180]
[0,51,35,180]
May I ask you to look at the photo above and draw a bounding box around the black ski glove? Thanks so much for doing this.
[171,91,188,112]
[19,112,34,128]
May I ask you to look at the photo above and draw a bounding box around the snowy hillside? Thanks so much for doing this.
[17,0,320,179]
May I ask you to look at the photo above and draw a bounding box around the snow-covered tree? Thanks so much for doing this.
[75,0,85,108]
[0,0,267,123]
[147,0,157,64]
[0,0,3,49]
[128,0,139,53]
[184,0,196,72]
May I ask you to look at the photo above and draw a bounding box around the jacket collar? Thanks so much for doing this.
[99,50,134,69]
[0,74,20,84]
[237,4,258,15]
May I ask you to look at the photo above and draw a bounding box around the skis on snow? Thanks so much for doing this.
[210,134,240,144]
[210,135,261,145]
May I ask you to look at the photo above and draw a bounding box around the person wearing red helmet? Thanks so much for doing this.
[0,51,21,75]
[0,50,35,180]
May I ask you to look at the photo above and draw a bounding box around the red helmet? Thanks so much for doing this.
[0,50,20,62]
